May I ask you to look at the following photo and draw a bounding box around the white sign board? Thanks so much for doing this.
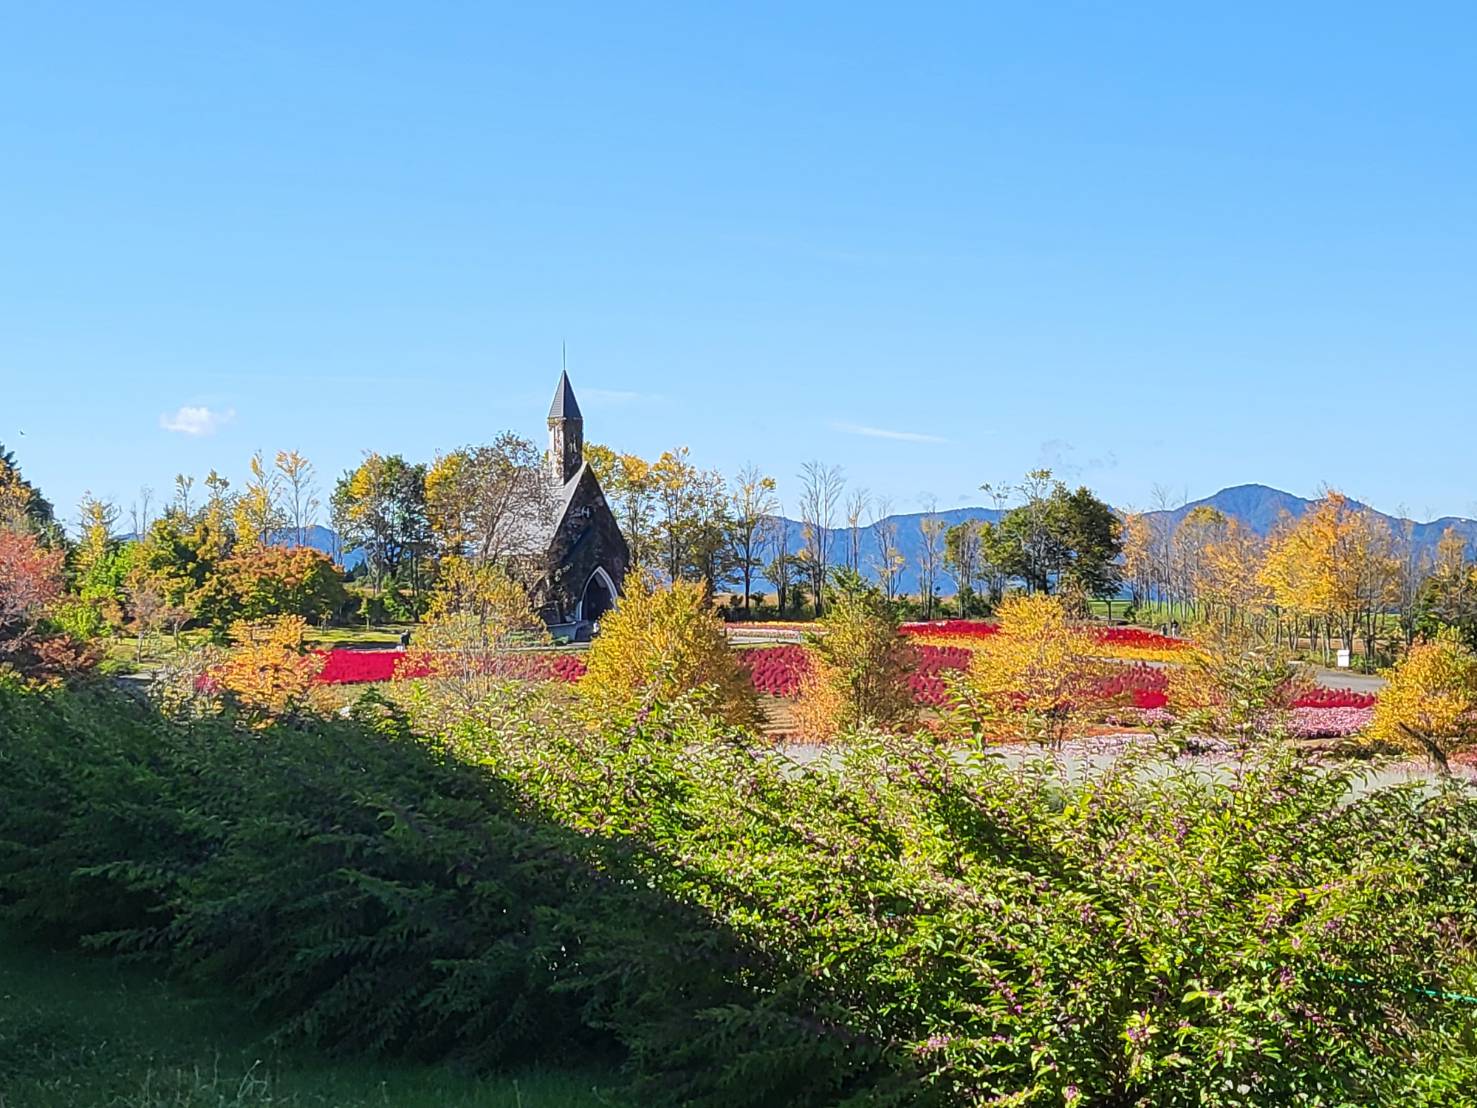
[1335,648,1351,669]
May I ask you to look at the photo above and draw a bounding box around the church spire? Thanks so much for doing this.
[548,368,584,483]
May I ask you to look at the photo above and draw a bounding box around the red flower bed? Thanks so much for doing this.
[1094,627,1186,651]
[901,620,1000,639]
[317,650,419,684]
[314,649,585,686]
[906,644,971,706]
[1291,687,1376,710]
[740,644,811,697]
[1094,663,1170,709]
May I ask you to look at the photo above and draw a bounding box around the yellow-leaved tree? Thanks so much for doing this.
[951,592,1107,746]
[580,574,761,729]
[401,557,552,727]
[1368,630,1477,776]
[793,575,916,742]
[1258,492,1399,663]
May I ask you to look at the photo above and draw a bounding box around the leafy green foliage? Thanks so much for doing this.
[2,679,1476,1106]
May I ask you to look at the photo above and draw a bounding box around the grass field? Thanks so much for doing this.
[0,940,625,1108]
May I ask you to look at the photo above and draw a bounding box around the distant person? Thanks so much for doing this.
[399,629,411,651]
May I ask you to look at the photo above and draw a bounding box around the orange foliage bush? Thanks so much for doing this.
[212,615,326,724]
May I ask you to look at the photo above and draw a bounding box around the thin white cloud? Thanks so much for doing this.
[831,421,948,444]
[160,405,235,437]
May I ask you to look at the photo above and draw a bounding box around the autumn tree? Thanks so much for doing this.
[1258,492,1399,662]
[869,497,905,603]
[219,545,347,626]
[234,450,285,551]
[0,443,57,538]
[650,447,734,594]
[796,460,844,616]
[579,574,761,728]
[424,434,552,571]
[1413,531,1477,649]
[332,453,430,601]
[1369,630,1477,775]
[0,529,71,676]
[403,558,551,724]
[794,570,917,742]
[211,615,326,725]
[275,450,320,547]
[1167,625,1310,752]
[729,464,778,614]
[60,494,127,640]
[585,443,659,568]
[950,592,1108,746]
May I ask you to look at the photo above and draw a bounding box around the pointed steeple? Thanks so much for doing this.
[547,367,584,484]
[548,369,583,422]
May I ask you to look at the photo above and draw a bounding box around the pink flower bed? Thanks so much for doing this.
[1288,706,1374,738]
[739,643,974,704]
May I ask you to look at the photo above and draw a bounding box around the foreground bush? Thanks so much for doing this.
[2,680,1477,1106]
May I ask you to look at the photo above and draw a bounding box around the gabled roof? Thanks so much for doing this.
[507,462,592,555]
[548,370,583,421]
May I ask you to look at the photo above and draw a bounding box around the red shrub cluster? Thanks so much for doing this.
[1291,687,1376,709]
[740,644,811,697]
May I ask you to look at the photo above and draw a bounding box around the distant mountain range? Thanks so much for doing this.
[153,486,1475,597]
[1142,484,1477,553]
[753,484,1477,596]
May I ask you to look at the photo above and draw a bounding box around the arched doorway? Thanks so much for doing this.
[578,567,617,622]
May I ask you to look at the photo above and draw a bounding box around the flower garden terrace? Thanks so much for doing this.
[313,618,1380,740]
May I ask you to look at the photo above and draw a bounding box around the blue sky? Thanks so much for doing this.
[4,3,1476,528]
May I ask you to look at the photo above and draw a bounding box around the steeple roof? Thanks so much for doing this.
[548,370,583,421]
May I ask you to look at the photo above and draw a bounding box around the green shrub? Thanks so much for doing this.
[2,679,1477,1106]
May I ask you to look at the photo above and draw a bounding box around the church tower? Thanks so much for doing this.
[548,370,584,485]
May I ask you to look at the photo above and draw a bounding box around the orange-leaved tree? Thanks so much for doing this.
[951,592,1108,746]
[580,574,761,729]
[212,615,325,725]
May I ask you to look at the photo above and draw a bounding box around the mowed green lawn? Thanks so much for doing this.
[0,940,625,1108]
